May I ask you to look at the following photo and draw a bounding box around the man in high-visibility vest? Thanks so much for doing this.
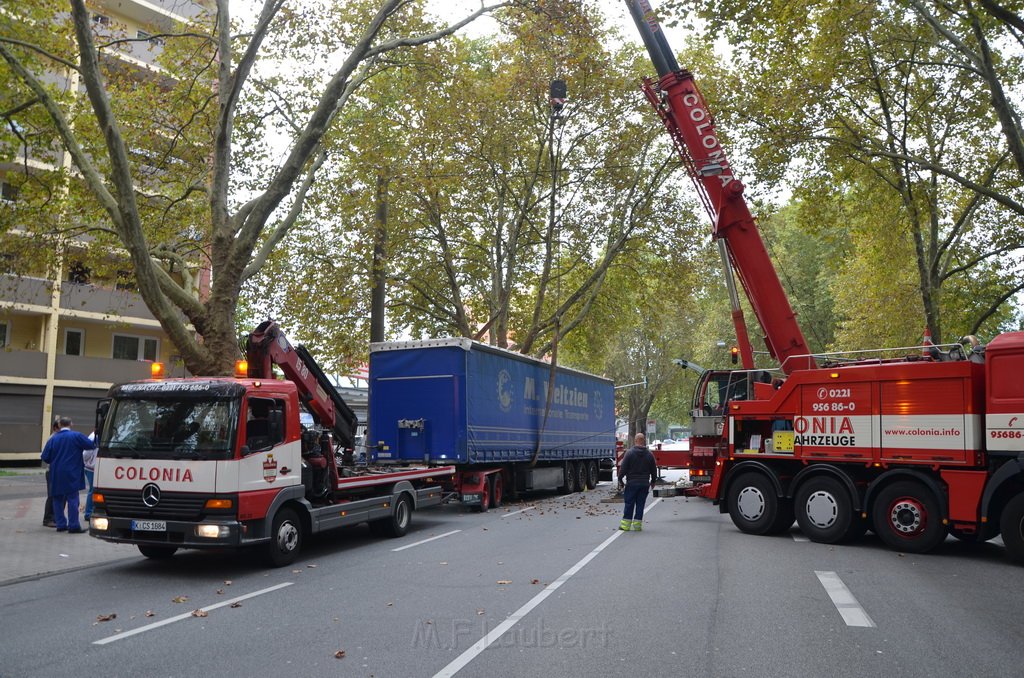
[617,433,657,531]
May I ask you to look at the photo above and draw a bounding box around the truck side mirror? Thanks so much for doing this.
[95,399,110,441]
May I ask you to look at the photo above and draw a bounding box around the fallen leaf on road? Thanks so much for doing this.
[96,613,116,622]
[531,579,540,585]
[191,609,208,618]
[172,596,189,604]
[334,650,346,659]
[224,580,232,586]
[387,602,393,607]
[216,589,224,595]
[292,569,301,573]
[439,561,448,565]
[497,580,512,585]
[145,611,155,617]
[230,602,242,609]
[476,609,485,615]
[307,564,317,568]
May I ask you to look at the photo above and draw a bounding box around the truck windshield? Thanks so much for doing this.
[102,398,238,461]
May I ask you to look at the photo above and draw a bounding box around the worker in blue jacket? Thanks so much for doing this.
[41,416,95,533]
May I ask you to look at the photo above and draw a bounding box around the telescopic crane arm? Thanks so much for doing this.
[625,0,815,374]
[245,320,358,450]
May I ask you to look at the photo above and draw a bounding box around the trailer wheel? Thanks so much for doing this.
[138,545,177,560]
[871,481,946,554]
[585,460,599,490]
[795,476,853,544]
[474,480,491,513]
[490,474,504,509]
[999,494,1024,564]
[727,472,781,536]
[574,461,587,493]
[265,507,302,567]
[562,462,578,494]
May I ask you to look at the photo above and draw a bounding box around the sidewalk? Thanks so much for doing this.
[0,470,137,586]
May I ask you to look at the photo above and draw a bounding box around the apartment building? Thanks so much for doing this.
[0,0,211,461]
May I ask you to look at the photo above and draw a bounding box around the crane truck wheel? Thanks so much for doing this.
[585,460,599,490]
[871,481,947,554]
[138,545,177,560]
[795,476,854,544]
[265,507,302,567]
[727,472,782,536]
[474,479,491,513]
[999,494,1024,564]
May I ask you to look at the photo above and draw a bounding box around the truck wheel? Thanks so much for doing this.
[871,481,946,554]
[585,460,599,489]
[727,472,781,536]
[138,545,177,560]
[575,461,587,493]
[265,507,302,567]
[474,480,491,513]
[490,474,503,509]
[385,494,413,537]
[999,494,1024,564]
[562,462,578,494]
[795,476,853,544]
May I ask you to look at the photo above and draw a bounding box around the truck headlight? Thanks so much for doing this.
[92,517,109,531]
[195,524,229,539]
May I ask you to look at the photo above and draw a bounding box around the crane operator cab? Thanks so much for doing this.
[691,370,775,437]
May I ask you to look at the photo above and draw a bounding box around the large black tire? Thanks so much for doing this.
[727,472,782,536]
[138,545,177,560]
[768,498,796,535]
[383,494,413,536]
[871,480,947,554]
[574,461,587,493]
[562,461,578,494]
[795,476,854,544]
[474,479,491,513]
[490,474,504,509]
[999,493,1024,564]
[265,507,302,567]
[585,460,599,490]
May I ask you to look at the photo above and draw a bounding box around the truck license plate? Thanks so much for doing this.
[131,520,166,531]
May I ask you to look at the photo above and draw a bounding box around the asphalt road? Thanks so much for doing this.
[1,479,1021,677]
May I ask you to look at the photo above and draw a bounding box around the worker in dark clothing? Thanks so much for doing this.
[618,433,657,531]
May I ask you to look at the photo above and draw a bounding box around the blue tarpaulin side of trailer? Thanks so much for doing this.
[368,342,614,465]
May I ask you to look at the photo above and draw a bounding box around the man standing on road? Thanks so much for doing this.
[41,416,60,528]
[41,416,94,534]
[618,433,657,531]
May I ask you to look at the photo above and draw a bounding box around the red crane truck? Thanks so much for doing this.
[627,0,1024,563]
[88,321,453,566]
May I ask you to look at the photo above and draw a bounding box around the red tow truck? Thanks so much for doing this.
[89,321,452,566]
[627,0,1024,562]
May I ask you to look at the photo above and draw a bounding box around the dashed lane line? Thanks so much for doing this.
[433,498,662,677]
[815,570,876,628]
[93,582,294,645]
[391,529,462,552]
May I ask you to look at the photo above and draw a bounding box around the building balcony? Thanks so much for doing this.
[0,349,47,379]
[55,354,162,384]
[59,281,157,321]
[0,275,53,309]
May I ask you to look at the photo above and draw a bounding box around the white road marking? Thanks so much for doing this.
[500,506,535,518]
[93,582,294,645]
[391,529,462,552]
[433,498,662,678]
[815,570,876,628]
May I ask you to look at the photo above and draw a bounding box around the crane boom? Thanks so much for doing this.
[626,0,815,373]
[245,320,358,450]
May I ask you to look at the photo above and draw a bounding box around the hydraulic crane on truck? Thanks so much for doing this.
[626,0,1024,563]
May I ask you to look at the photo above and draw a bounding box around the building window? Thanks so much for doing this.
[0,321,8,348]
[92,13,111,26]
[1,181,18,203]
[113,334,158,361]
[64,328,84,356]
[67,262,91,284]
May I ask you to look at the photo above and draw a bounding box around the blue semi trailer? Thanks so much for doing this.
[368,339,616,510]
